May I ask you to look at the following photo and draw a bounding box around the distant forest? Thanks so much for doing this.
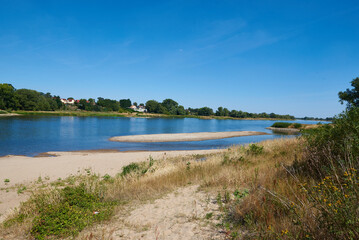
[0,83,300,119]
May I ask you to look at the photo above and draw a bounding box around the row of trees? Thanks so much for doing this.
[1,83,295,119]
[0,84,63,111]
[144,98,295,119]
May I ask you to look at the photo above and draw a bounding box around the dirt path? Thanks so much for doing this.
[82,185,224,240]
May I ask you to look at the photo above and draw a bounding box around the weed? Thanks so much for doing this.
[4,179,10,184]
[247,144,264,155]
[17,186,27,194]
[205,212,213,219]
[120,163,140,177]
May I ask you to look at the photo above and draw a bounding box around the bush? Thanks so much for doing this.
[247,144,264,155]
[30,184,115,239]
[271,122,292,128]
[120,163,140,176]
[301,108,359,178]
[292,123,302,129]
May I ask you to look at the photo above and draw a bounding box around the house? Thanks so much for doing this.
[60,98,75,104]
[129,105,147,112]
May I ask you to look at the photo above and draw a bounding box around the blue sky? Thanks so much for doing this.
[1,0,358,118]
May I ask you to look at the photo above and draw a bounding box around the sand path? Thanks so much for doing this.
[109,131,267,142]
[82,185,224,240]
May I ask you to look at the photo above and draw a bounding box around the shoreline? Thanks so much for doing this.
[109,131,268,142]
[3,110,311,121]
[0,149,225,188]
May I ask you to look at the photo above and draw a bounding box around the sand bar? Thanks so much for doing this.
[109,131,268,142]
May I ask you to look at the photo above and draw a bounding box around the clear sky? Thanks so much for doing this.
[1,0,358,118]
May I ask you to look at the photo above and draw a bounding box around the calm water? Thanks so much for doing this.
[0,116,323,156]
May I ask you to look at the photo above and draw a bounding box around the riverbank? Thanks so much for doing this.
[0,138,298,239]
[109,131,268,142]
[4,110,302,121]
[0,149,224,224]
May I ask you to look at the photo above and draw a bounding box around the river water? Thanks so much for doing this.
[0,116,323,156]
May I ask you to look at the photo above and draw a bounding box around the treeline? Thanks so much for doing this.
[0,84,135,112]
[0,83,295,119]
[145,99,295,119]
[0,84,63,111]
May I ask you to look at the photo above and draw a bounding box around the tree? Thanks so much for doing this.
[198,107,214,116]
[119,99,132,108]
[338,77,359,108]
[133,102,138,107]
[0,83,16,109]
[216,107,224,116]
[162,99,178,111]
[145,100,160,113]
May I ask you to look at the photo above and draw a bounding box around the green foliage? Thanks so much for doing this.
[120,163,140,176]
[205,212,213,219]
[30,184,115,239]
[302,107,359,178]
[271,122,292,128]
[338,77,359,108]
[119,99,132,108]
[301,170,359,239]
[233,189,249,201]
[247,144,264,155]
[197,107,214,116]
[4,178,10,183]
[96,97,119,112]
[292,123,302,129]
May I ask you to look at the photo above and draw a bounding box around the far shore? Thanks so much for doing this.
[0,110,328,121]
[109,131,268,142]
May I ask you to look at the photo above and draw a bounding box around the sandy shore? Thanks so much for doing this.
[0,149,224,188]
[109,131,267,142]
[0,149,226,221]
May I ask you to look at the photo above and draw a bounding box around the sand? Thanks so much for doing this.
[109,185,223,239]
[0,149,224,222]
[109,131,267,142]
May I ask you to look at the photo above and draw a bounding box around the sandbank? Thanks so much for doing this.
[109,131,267,142]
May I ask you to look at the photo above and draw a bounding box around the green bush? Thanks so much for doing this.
[120,163,140,176]
[247,144,264,155]
[30,184,115,239]
[271,122,292,128]
[301,108,359,178]
[292,123,302,129]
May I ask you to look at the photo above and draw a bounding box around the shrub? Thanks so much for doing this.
[30,184,115,239]
[247,144,264,155]
[301,107,359,178]
[271,122,292,128]
[120,163,140,176]
[292,123,302,129]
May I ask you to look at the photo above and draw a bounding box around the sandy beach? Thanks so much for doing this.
[109,131,267,142]
[0,149,224,222]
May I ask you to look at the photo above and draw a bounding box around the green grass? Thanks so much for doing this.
[30,184,115,239]
[271,122,292,128]
[0,110,8,114]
